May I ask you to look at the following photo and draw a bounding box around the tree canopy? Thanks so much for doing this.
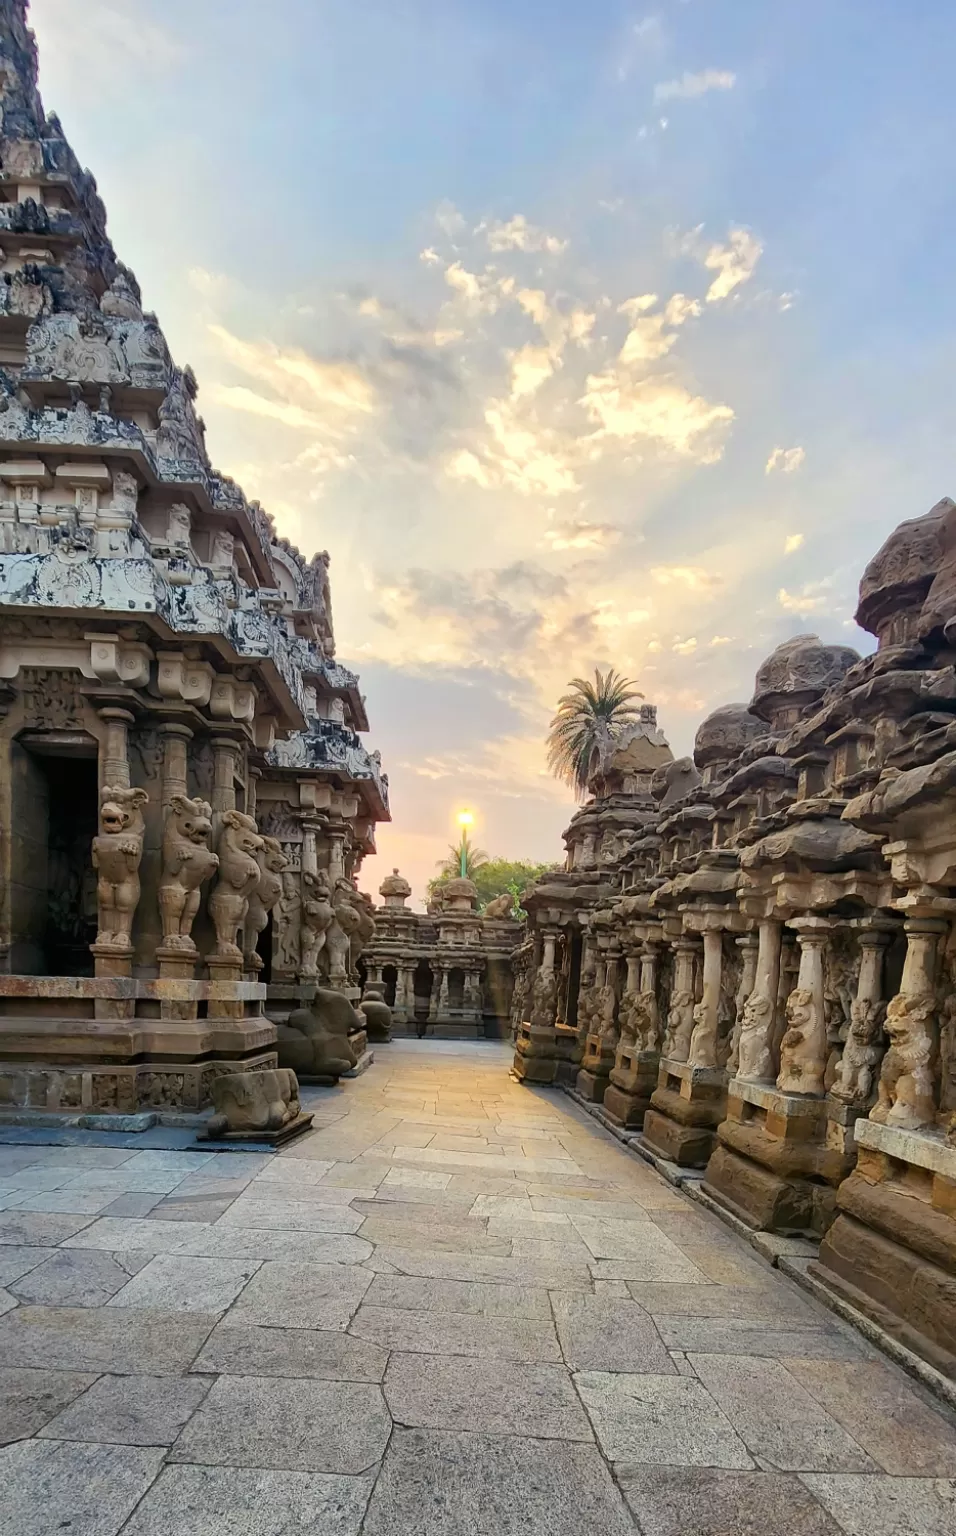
[546,666,643,799]
[427,856,560,916]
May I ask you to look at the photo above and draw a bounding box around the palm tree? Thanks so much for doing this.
[546,667,643,799]
[437,831,489,881]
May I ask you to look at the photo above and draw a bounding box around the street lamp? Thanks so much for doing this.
[456,810,474,878]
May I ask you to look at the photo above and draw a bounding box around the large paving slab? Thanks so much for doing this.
[0,1038,944,1530]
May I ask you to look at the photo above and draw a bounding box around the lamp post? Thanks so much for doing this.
[456,810,474,878]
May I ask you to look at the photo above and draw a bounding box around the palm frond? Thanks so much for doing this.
[545,666,643,799]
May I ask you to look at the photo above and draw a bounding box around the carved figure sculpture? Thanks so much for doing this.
[326,878,361,982]
[91,785,148,948]
[159,794,218,950]
[277,986,362,1080]
[871,992,938,1131]
[483,892,514,919]
[360,983,393,1043]
[351,890,376,974]
[530,966,558,1030]
[208,811,263,958]
[274,868,302,974]
[736,991,775,1082]
[631,992,661,1053]
[831,997,887,1107]
[244,836,289,969]
[597,982,620,1043]
[662,988,696,1061]
[207,1068,301,1137]
[777,987,826,1095]
[299,868,333,977]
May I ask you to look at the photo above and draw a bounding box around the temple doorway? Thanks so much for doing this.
[10,740,99,976]
[412,959,433,1023]
[447,966,465,1010]
[381,964,397,1007]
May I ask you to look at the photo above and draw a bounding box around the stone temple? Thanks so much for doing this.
[514,510,956,1383]
[1,5,956,1526]
[0,0,388,1116]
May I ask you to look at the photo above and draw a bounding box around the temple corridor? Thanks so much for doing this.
[1,1040,955,1534]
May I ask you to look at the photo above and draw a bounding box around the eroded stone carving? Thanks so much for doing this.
[244,836,289,970]
[299,868,333,978]
[158,794,218,951]
[207,811,263,960]
[207,1067,301,1137]
[91,785,148,950]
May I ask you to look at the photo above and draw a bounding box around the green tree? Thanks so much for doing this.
[427,856,560,916]
[435,831,489,881]
[546,666,643,799]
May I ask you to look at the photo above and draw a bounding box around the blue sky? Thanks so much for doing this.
[29,0,956,903]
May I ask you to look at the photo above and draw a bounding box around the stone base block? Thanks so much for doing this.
[602,1082,653,1130]
[512,1052,557,1084]
[512,1022,559,1083]
[813,1121,956,1377]
[815,1213,956,1379]
[554,1060,581,1091]
[0,1051,279,1116]
[198,1111,315,1146]
[702,1141,834,1234]
[575,1066,612,1103]
[642,1106,717,1168]
[639,1060,727,1169]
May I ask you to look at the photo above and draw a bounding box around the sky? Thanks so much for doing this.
[27,0,956,907]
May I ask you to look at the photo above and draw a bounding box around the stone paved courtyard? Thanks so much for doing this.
[1,1040,955,1536]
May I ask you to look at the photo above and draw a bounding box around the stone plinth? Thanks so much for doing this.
[512,1021,559,1083]
[553,1023,586,1090]
[641,1058,727,1168]
[603,1047,659,1130]
[702,1078,856,1235]
[813,1118,956,1378]
[0,972,275,1114]
[575,1031,616,1103]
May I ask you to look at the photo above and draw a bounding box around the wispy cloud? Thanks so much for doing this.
[655,69,736,102]
[480,215,568,255]
[766,445,806,475]
[784,533,805,554]
[778,585,825,614]
[703,228,763,303]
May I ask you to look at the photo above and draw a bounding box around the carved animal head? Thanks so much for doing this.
[302,869,331,898]
[785,987,815,1032]
[258,836,289,875]
[219,810,263,859]
[99,785,148,836]
[167,794,213,845]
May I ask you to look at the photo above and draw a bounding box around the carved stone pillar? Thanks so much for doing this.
[160,723,192,808]
[735,918,781,1083]
[688,924,724,1069]
[831,924,891,1110]
[777,917,830,1096]
[727,931,758,1075]
[871,915,946,1133]
[328,827,347,884]
[210,736,240,826]
[247,766,260,825]
[156,725,199,986]
[98,707,134,790]
[513,927,561,1083]
[605,938,662,1131]
[662,937,699,1064]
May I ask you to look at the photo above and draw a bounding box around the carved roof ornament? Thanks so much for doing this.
[694,703,765,777]
[855,498,951,647]
[750,634,860,729]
